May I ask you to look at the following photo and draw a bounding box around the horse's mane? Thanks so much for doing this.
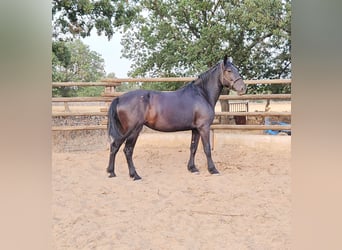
[197,61,222,83]
[178,61,222,91]
[190,61,223,92]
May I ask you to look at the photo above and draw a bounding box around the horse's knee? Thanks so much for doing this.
[110,141,122,153]
[203,144,211,155]
[123,146,133,156]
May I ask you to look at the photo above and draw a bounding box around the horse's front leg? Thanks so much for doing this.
[199,126,220,175]
[187,129,200,173]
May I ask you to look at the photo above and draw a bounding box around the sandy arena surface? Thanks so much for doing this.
[52,132,291,249]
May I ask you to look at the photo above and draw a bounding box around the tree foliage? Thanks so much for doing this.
[52,39,106,96]
[52,0,139,40]
[120,0,291,93]
[52,0,291,94]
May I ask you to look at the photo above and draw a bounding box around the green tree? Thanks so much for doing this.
[106,72,116,78]
[52,0,291,96]
[52,39,106,96]
[121,0,291,94]
[52,0,139,40]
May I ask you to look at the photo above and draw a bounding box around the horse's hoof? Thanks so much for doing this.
[190,169,200,175]
[188,166,199,173]
[108,172,116,178]
[130,172,142,180]
[133,175,142,181]
[209,168,220,175]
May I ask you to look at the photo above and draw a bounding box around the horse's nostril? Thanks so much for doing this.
[240,86,246,94]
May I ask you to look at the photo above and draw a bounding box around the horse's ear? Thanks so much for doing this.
[224,55,228,64]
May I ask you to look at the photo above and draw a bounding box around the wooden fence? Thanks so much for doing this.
[52,78,291,132]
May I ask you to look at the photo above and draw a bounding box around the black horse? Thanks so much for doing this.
[107,55,247,180]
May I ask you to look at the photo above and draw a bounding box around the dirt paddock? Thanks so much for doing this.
[52,131,291,249]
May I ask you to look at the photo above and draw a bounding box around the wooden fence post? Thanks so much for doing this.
[103,84,118,108]
[64,102,70,112]
[101,82,121,126]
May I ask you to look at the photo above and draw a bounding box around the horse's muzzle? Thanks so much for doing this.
[236,81,247,95]
[237,87,247,95]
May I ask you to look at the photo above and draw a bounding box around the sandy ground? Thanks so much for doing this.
[52,133,291,249]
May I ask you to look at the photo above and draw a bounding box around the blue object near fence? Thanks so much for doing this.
[264,117,291,135]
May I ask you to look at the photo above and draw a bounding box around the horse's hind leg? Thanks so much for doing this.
[107,137,125,178]
[123,126,143,180]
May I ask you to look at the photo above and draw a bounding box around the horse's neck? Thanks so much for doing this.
[205,80,223,108]
[198,70,223,108]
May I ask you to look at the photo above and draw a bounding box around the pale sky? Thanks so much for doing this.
[82,31,132,77]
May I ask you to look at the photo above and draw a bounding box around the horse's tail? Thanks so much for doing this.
[107,98,123,143]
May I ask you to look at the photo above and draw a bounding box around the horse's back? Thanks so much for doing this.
[118,89,152,103]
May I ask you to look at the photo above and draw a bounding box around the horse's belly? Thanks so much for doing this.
[144,109,195,132]
[145,123,194,132]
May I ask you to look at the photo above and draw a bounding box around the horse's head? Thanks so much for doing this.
[221,55,247,95]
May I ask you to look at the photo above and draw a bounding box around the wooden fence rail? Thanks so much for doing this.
[51,94,291,103]
[52,78,291,87]
[52,78,291,132]
[100,78,291,85]
[51,124,291,131]
[52,111,291,118]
